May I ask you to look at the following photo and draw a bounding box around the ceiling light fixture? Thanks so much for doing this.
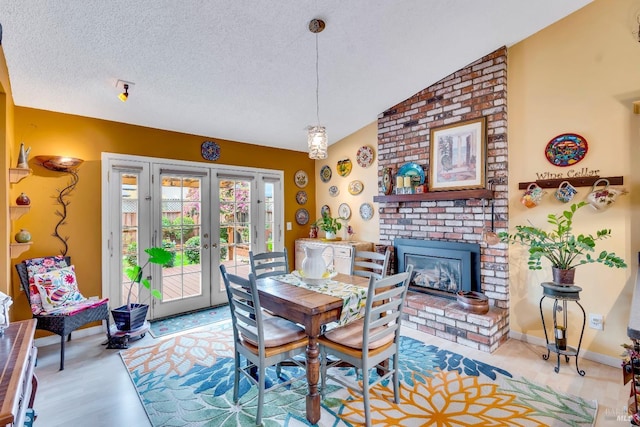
[307,18,328,160]
[116,79,134,103]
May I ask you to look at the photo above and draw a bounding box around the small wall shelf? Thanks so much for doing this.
[518,176,623,190]
[373,189,493,203]
[10,242,32,259]
[9,205,30,220]
[9,168,31,184]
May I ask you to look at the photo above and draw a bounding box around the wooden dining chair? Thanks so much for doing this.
[249,248,289,279]
[350,248,391,280]
[319,265,413,426]
[219,265,307,426]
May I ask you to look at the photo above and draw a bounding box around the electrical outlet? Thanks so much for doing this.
[589,313,604,330]
[286,222,292,231]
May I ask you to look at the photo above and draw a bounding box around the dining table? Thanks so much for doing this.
[256,272,369,425]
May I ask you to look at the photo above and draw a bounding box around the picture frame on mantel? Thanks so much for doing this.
[429,116,486,191]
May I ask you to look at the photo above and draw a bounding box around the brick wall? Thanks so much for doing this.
[377,47,510,352]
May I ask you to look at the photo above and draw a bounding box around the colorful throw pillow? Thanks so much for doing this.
[24,256,68,315]
[33,265,86,313]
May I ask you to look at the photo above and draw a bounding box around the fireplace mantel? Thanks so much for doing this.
[373,189,493,203]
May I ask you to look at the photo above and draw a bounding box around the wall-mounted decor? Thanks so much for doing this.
[328,185,339,197]
[294,170,309,188]
[348,180,364,195]
[544,133,588,167]
[295,208,310,225]
[296,190,308,205]
[320,165,332,183]
[321,204,331,217]
[338,203,351,219]
[359,202,374,221]
[336,158,352,177]
[381,167,394,195]
[201,140,221,161]
[429,117,486,191]
[356,145,374,168]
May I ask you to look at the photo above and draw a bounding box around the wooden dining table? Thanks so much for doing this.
[256,272,369,425]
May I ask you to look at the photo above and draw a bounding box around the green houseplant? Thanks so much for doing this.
[313,213,343,239]
[112,246,173,331]
[498,201,626,284]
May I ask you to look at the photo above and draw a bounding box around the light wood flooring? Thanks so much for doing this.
[32,324,629,426]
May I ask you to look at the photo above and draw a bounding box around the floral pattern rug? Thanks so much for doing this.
[148,305,231,338]
[120,325,597,426]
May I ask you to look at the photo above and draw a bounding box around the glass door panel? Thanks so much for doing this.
[219,178,252,279]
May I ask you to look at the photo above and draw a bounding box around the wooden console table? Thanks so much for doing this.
[0,319,37,427]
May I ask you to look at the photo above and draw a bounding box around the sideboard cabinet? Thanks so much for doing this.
[294,239,373,275]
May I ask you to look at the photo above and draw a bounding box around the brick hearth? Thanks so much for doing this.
[377,47,510,352]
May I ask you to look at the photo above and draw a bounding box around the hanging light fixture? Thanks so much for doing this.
[118,84,129,102]
[307,18,328,160]
[116,79,134,103]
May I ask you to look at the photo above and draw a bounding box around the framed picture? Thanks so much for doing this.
[429,117,486,191]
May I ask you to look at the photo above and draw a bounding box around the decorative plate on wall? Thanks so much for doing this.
[356,145,374,168]
[328,185,339,197]
[321,204,331,217]
[201,140,221,161]
[336,158,352,177]
[348,180,364,195]
[338,203,351,220]
[544,133,588,167]
[294,170,308,188]
[359,203,374,221]
[296,190,307,205]
[295,208,309,225]
[320,165,332,183]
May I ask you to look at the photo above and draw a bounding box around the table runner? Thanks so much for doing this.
[275,273,367,325]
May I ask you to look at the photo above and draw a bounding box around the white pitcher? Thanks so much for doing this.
[301,245,334,279]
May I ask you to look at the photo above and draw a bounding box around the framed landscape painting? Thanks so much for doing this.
[429,117,486,191]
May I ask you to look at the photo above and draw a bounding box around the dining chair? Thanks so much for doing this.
[219,265,307,426]
[249,248,289,279]
[319,264,413,426]
[350,248,391,280]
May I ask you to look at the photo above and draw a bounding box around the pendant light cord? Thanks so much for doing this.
[315,32,321,126]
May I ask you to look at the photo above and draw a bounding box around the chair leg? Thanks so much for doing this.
[256,365,266,426]
[59,335,65,371]
[320,346,327,399]
[233,352,240,403]
[393,355,400,403]
[363,368,371,427]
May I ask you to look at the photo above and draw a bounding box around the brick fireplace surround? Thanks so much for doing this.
[377,47,509,352]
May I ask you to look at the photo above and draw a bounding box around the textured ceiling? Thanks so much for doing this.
[0,0,592,152]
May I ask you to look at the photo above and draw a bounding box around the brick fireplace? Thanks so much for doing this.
[377,47,509,352]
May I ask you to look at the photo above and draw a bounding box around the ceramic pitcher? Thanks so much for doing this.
[521,183,545,208]
[301,245,334,279]
[586,178,627,211]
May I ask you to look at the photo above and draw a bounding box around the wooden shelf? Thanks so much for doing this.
[374,189,494,203]
[9,205,30,220]
[518,176,623,190]
[9,168,31,184]
[10,242,32,259]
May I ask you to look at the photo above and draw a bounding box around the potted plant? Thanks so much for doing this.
[313,213,343,240]
[498,201,626,285]
[112,246,173,331]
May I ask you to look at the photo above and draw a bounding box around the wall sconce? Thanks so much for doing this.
[116,79,134,102]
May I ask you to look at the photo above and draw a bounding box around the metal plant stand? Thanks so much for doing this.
[539,282,586,376]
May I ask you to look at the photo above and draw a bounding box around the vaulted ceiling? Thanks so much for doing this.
[0,1,592,152]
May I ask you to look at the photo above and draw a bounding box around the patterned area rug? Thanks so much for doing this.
[148,305,231,338]
[120,325,597,426]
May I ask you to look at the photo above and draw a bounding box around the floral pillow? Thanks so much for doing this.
[25,256,69,315]
[33,265,86,313]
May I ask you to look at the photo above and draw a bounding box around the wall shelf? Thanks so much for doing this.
[9,168,31,184]
[10,242,32,259]
[518,176,623,190]
[373,189,494,203]
[9,205,30,220]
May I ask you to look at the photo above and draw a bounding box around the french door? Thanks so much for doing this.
[102,153,283,320]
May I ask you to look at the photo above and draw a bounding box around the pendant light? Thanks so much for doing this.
[307,18,328,160]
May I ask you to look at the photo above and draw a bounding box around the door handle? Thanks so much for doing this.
[203,244,209,249]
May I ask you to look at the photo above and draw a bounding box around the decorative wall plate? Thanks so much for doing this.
[544,133,588,167]
[201,140,220,161]
[321,204,331,217]
[381,167,394,195]
[328,185,339,197]
[359,203,374,221]
[296,190,307,205]
[295,208,309,225]
[348,180,364,195]
[338,203,351,220]
[398,162,426,185]
[320,165,332,183]
[294,170,308,188]
[356,145,374,168]
[336,158,352,177]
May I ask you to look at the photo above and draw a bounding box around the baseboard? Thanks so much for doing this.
[508,330,621,368]
[34,324,106,348]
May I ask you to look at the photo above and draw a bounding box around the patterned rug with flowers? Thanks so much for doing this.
[148,305,231,338]
[120,323,597,426]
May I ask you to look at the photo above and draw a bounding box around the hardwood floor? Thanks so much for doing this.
[32,324,629,426]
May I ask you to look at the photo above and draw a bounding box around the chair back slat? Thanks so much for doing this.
[249,249,289,279]
[351,249,390,280]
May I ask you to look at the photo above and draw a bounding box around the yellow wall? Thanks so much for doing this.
[507,0,640,358]
[6,107,314,322]
[314,121,380,244]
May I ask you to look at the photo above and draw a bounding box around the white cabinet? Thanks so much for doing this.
[295,239,373,275]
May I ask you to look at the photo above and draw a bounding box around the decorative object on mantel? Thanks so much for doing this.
[381,167,394,195]
[544,133,588,167]
[35,155,84,256]
[16,143,31,169]
[429,116,486,191]
[498,201,627,285]
[585,178,627,211]
[397,162,426,194]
